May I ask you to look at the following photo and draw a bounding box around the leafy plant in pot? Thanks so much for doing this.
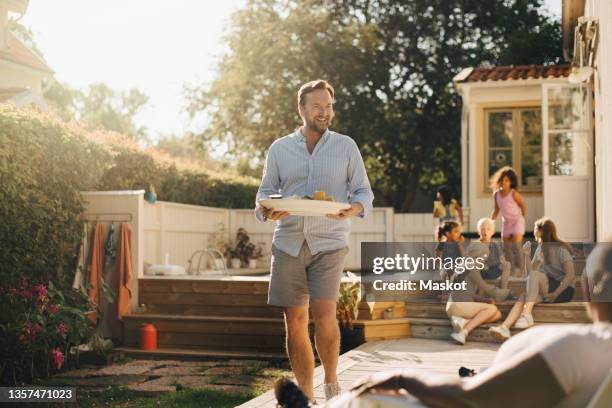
[337,272,363,353]
[226,228,260,268]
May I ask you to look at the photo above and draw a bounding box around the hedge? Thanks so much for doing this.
[0,105,258,286]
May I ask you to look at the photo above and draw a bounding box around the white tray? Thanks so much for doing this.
[258,198,350,216]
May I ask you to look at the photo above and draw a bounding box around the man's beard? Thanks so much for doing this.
[305,116,330,134]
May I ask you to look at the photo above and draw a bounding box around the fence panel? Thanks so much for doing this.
[143,201,229,270]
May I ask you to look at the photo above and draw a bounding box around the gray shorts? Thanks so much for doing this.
[268,241,348,307]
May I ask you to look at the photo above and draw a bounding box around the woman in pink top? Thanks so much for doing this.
[491,166,526,276]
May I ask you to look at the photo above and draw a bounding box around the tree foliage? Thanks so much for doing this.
[189,0,562,211]
[44,81,149,141]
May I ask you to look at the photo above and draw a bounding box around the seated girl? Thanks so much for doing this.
[446,242,502,345]
[489,217,575,340]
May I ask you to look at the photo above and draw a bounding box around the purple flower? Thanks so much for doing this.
[56,323,68,339]
[50,348,64,370]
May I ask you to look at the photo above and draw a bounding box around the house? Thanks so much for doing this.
[453,0,611,243]
[0,0,53,109]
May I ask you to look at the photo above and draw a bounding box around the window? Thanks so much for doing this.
[485,108,542,192]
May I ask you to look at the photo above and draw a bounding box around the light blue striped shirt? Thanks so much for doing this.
[255,129,374,257]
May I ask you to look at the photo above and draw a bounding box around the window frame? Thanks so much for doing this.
[483,107,543,194]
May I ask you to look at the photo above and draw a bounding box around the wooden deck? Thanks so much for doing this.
[238,337,499,407]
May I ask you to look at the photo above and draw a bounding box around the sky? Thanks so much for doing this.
[21,0,245,142]
[20,0,561,143]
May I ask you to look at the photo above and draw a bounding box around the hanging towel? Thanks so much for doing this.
[116,223,133,320]
[87,223,105,325]
[72,222,89,291]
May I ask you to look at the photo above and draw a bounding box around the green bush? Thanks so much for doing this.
[0,106,109,287]
[159,169,259,209]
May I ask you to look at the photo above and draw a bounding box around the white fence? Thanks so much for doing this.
[142,201,433,270]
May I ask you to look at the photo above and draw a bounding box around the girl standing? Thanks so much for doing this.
[490,167,526,276]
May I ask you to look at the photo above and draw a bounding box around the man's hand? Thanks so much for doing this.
[351,371,404,396]
[326,202,363,220]
[258,204,289,221]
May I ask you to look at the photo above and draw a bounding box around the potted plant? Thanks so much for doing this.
[248,243,265,269]
[336,272,364,353]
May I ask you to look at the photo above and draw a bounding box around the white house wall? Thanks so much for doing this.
[0,61,45,91]
[464,83,560,233]
[586,0,612,241]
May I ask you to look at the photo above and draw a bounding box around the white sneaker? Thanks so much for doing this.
[488,325,511,340]
[514,314,534,329]
[324,381,341,400]
[451,330,467,345]
[451,316,467,333]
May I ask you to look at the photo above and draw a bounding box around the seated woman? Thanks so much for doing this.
[275,242,612,408]
[489,217,575,340]
[446,242,502,345]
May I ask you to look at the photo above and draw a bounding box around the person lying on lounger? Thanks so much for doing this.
[275,242,612,408]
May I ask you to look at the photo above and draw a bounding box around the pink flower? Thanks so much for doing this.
[48,304,60,315]
[9,287,17,296]
[32,284,47,297]
[56,323,68,339]
[20,289,32,299]
[50,348,64,370]
[31,323,42,339]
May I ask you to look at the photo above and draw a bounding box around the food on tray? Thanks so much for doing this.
[313,190,333,201]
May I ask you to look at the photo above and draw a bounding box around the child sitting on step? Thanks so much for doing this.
[436,221,510,302]
[446,242,502,345]
[477,217,511,293]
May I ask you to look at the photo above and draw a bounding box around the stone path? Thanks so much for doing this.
[46,358,291,397]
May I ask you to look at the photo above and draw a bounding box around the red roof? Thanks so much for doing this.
[0,32,53,74]
[457,64,571,83]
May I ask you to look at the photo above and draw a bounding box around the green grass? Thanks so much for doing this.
[73,386,251,408]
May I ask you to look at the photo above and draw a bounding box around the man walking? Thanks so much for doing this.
[255,79,374,401]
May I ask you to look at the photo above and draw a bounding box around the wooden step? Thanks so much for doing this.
[113,346,287,361]
[402,301,589,323]
[406,317,526,343]
[124,314,291,353]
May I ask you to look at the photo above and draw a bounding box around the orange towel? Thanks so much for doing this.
[116,223,133,319]
[87,224,105,325]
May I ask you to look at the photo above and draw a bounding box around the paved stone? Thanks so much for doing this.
[97,364,152,376]
[203,366,245,376]
[120,359,160,367]
[224,359,268,367]
[174,375,215,390]
[127,376,177,395]
[148,366,204,376]
[143,359,217,367]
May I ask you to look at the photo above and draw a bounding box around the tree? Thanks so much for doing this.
[188,0,563,211]
[43,81,149,141]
